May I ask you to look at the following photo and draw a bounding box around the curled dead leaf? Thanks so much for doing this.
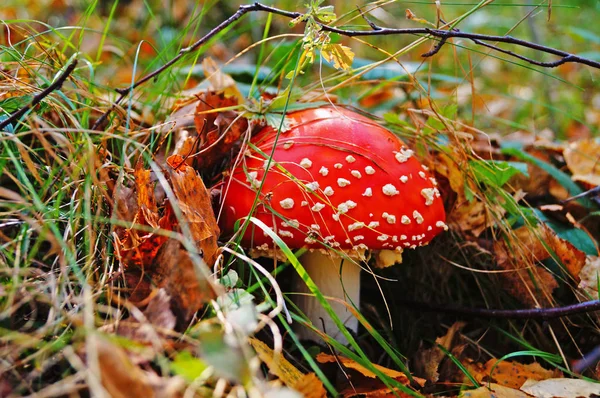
[564,139,600,188]
[494,223,585,306]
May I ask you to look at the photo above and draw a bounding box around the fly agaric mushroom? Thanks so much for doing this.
[220,106,446,343]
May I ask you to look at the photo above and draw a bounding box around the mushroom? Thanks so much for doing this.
[220,106,446,344]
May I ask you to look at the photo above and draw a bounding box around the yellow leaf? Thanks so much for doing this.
[321,43,354,71]
[249,337,327,397]
[459,383,533,398]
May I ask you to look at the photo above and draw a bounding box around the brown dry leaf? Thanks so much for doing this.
[191,91,248,169]
[564,139,600,188]
[95,336,155,398]
[113,158,218,322]
[577,255,600,299]
[494,224,586,306]
[316,353,424,397]
[414,322,465,383]
[167,154,220,266]
[436,153,500,237]
[459,383,533,398]
[464,358,561,389]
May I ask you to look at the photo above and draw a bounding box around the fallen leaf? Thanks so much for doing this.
[187,91,249,170]
[113,158,219,323]
[316,353,408,381]
[167,154,220,266]
[291,373,327,398]
[577,255,600,299]
[249,337,327,398]
[494,223,586,306]
[464,358,561,389]
[459,383,532,398]
[94,336,155,398]
[315,353,424,397]
[564,139,600,188]
[520,377,600,397]
[414,322,465,383]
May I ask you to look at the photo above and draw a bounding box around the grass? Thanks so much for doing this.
[1,0,600,396]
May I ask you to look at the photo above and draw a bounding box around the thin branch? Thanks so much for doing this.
[398,299,600,320]
[91,2,600,131]
[0,59,78,132]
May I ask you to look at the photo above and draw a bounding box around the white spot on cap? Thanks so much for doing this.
[282,219,299,228]
[332,213,340,221]
[382,212,396,224]
[305,181,319,192]
[394,148,414,163]
[377,234,389,242]
[368,221,379,228]
[436,220,448,230]
[430,177,438,186]
[263,160,273,171]
[324,235,336,243]
[257,243,270,251]
[382,184,399,196]
[427,225,433,231]
[334,163,343,169]
[283,141,294,149]
[280,198,294,209]
[337,200,357,214]
[346,155,356,163]
[421,188,436,206]
[310,224,320,230]
[401,215,411,224]
[422,164,429,171]
[400,235,407,240]
[311,203,325,212]
[348,222,365,231]
[323,186,334,196]
[246,171,260,189]
[337,178,351,187]
[351,170,362,179]
[413,210,424,224]
[353,235,365,241]
[300,158,313,168]
[392,236,399,242]
[355,243,368,250]
[319,166,329,176]
[362,187,373,197]
[305,236,316,244]
[301,201,308,207]
[365,166,375,175]
[418,171,427,179]
[279,230,293,238]
[400,175,409,183]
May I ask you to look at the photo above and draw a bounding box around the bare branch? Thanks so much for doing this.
[398,299,600,320]
[91,2,600,131]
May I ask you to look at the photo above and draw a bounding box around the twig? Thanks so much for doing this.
[92,2,600,131]
[398,299,600,320]
[0,59,78,132]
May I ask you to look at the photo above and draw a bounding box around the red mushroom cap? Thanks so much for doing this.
[220,106,446,253]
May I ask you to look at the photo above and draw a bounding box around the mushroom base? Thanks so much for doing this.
[293,250,360,345]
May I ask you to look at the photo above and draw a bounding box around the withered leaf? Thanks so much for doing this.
[494,224,586,306]
[464,358,561,389]
[167,154,220,266]
[95,336,155,398]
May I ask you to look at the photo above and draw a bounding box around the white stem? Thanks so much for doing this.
[293,250,360,344]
